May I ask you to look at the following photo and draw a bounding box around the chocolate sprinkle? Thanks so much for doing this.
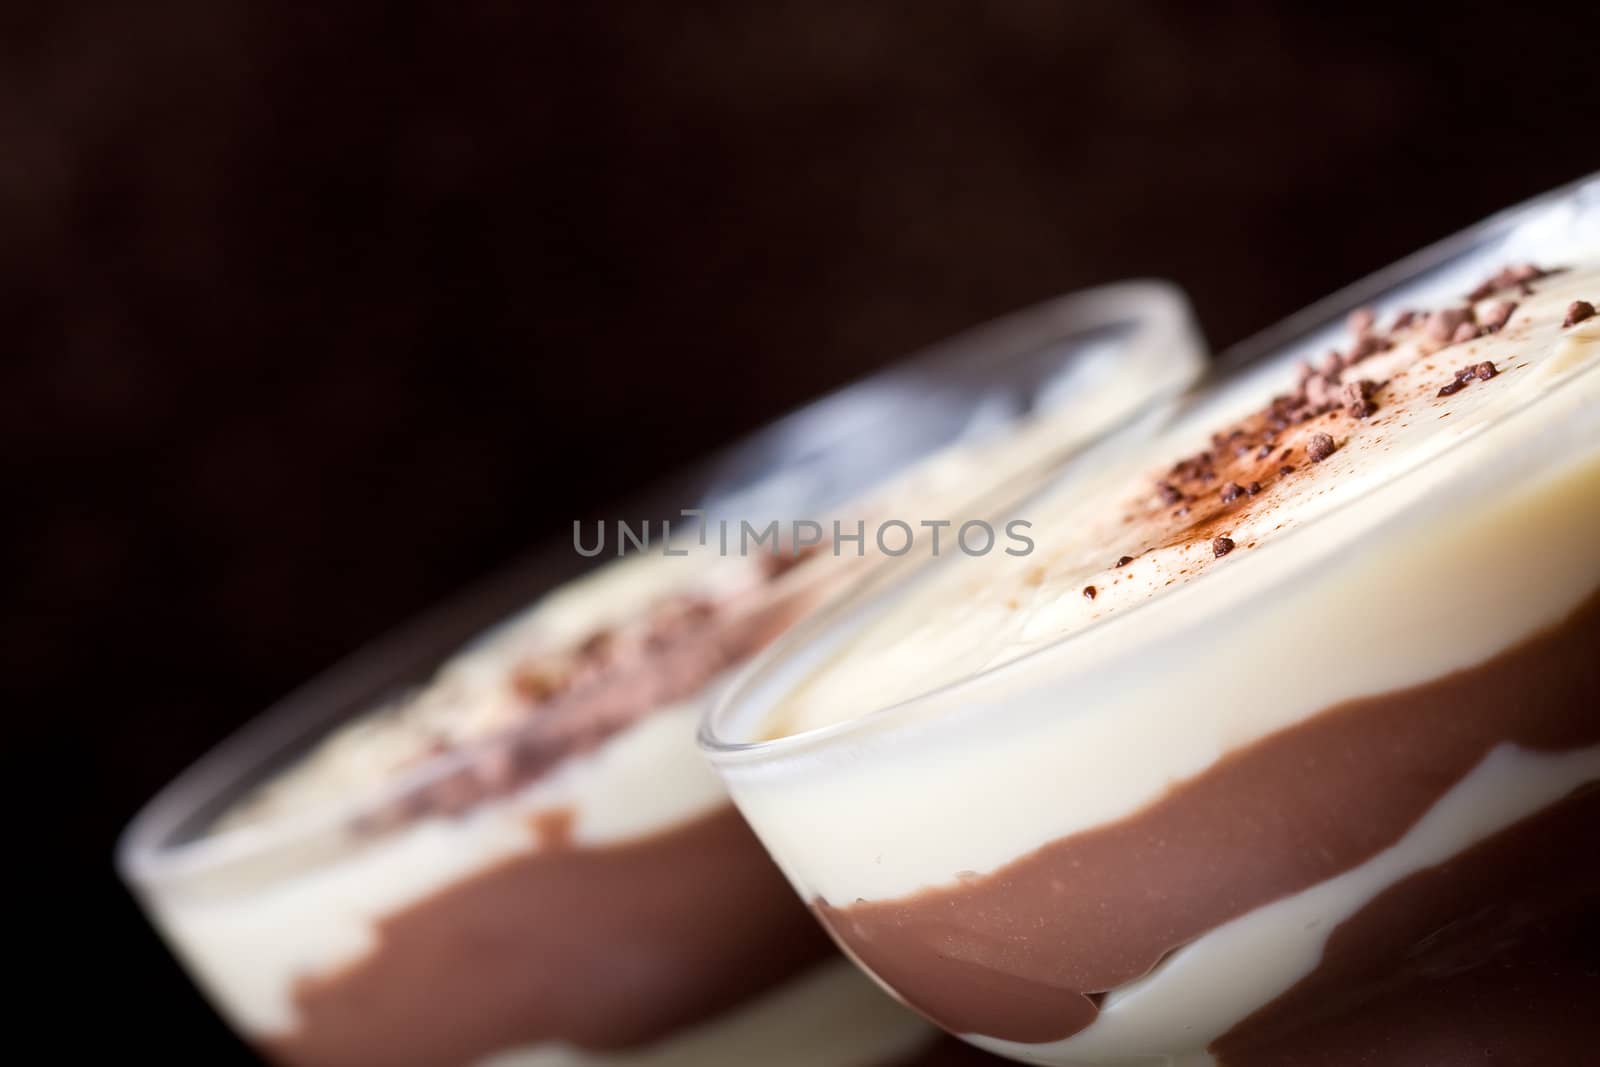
[1426,307,1471,344]
[1212,536,1235,558]
[1346,333,1385,362]
[1477,299,1516,334]
[1120,265,1554,577]
[1343,378,1379,419]
[1565,300,1596,328]
[1468,262,1548,302]
[1439,361,1497,398]
[1082,585,1097,601]
[1115,555,1134,568]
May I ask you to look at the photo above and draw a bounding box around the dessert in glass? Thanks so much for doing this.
[118,282,1204,1066]
[704,176,1600,1066]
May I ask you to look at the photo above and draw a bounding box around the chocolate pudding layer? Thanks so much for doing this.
[265,805,830,1066]
[819,590,1598,1047]
[1213,784,1600,1066]
[711,258,1600,1064]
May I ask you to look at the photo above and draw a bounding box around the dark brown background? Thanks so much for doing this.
[7,2,1594,1060]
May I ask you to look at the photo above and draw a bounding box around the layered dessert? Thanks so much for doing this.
[141,544,1007,1067]
[121,284,1202,1065]
[709,260,1600,1064]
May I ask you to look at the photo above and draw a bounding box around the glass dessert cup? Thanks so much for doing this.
[703,175,1600,1066]
[118,282,1205,1067]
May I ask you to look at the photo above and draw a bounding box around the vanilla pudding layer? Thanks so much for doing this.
[713,266,1600,1059]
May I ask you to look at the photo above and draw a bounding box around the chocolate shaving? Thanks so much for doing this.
[1343,378,1379,419]
[762,540,824,578]
[1212,536,1235,558]
[1477,299,1516,334]
[1123,266,1556,568]
[1346,333,1386,363]
[1115,555,1134,568]
[1439,361,1498,397]
[1305,371,1341,410]
[1082,585,1097,601]
[1426,307,1471,344]
[1467,263,1548,302]
[512,666,569,702]
[1565,301,1596,328]
[578,629,616,663]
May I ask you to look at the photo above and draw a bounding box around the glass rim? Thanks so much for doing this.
[118,277,1208,891]
[699,170,1600,764]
